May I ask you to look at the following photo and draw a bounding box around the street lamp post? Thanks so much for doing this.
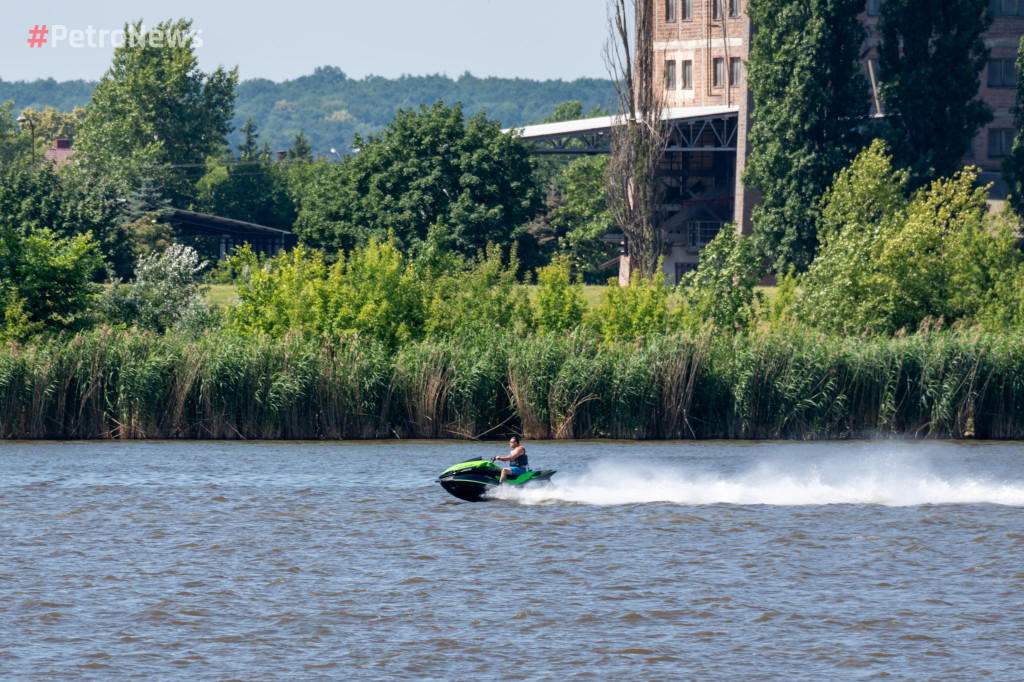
[15,116,36,165]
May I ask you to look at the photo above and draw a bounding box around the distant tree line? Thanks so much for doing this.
[0,67,615,157]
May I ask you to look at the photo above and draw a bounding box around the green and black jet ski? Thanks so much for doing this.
[437,458,556,502]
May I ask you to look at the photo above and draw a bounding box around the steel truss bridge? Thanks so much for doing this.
[510,105,739,155]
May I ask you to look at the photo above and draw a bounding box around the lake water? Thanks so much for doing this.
[2,440,1023,680]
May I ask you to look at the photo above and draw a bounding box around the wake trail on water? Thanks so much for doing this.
[489,454,1024,507]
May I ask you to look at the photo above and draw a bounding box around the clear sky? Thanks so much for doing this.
[2,0,611,83]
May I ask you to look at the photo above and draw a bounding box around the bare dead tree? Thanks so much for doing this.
[604,0,666,282]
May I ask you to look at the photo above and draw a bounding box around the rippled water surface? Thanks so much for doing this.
[2,440,1024,679]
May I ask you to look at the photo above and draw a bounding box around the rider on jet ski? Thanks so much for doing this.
[495,436,528,483]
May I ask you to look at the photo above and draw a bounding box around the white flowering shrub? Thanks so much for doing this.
[99,244,216,334]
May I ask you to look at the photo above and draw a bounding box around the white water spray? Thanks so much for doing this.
[489,452,1024,507]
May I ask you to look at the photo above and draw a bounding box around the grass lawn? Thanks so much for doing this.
[206,284,238,307]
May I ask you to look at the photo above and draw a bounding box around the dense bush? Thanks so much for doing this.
[800,141,1024,334]
[98,244,215,335]
[534,256,587,333]
[0,227,104,340]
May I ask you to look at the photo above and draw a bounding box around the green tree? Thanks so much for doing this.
[0,227,104,336]
[287,130,313,162]
[800,140,910,333]
[801,141,1019,334]
[424,244,532,340]
[0,100,28,164]
[0,164,133,277]
[17,105,86,159]
[318,238,429,348]
[743,0,869,272]
[1003,33,1024,217]
[196,118,296,230]
[877,0,992,187]
[76,18,239,205]
[292,101,543,259]
[677,227,764,330]
[227,244,327,337]
[551,156,617,282]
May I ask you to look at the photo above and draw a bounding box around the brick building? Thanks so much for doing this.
[651,0,755,283]
[647,0,1024,283]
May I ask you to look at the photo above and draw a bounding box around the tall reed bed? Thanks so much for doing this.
[1,327,1023,439]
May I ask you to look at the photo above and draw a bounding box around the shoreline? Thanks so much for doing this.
[4,326,1024,441]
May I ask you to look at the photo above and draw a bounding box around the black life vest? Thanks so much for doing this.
[510,447,528,468]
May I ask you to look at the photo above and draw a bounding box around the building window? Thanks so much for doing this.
[688,222,722,249]
[729,0,741,17]
[990,129,1016,157]
[712,0,723,20]
[867,0,882,16]
[991,0,1024,17]
[675,262,698,284]
[666,0,676,21]
[989,58,1016,88]
[682,0,693,20]
[730,57,742,85]
[665,60,677,90]
[682,60,693,89]
[713,58,725,87]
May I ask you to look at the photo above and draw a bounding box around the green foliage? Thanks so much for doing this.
[744,0,869,272]
[766,267,800,328]
[588,270,669,342]
[4,70,616,159]
[0,227,103,337]
[0,100,29,163]
[873,170,991,330]
[877,0,992,188]
[17,105,86,157]
[0,163,133,277]
[76,18,239,204]
[800,140,909,332]
[227,244,326,336]
[227,239,428,349]
[802,141,1022,334]
[424,244,532,341]
[195,118,297,230]
[0,78,95,115]
[7,325,1024,440]
[0,291,44,343]
[125,212,175,259]
[943,210,1024,329]
[1003,33,1024,217]
[677,227,764,330]
[542,101,607,124]
[287,130,312,161]
[550,156,617,282]
[534,256,587,334]
[292,101,543,259]
[98,244,214,334]
[318,238,427,348]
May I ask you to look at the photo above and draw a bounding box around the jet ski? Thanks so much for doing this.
[437,458,556,502]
